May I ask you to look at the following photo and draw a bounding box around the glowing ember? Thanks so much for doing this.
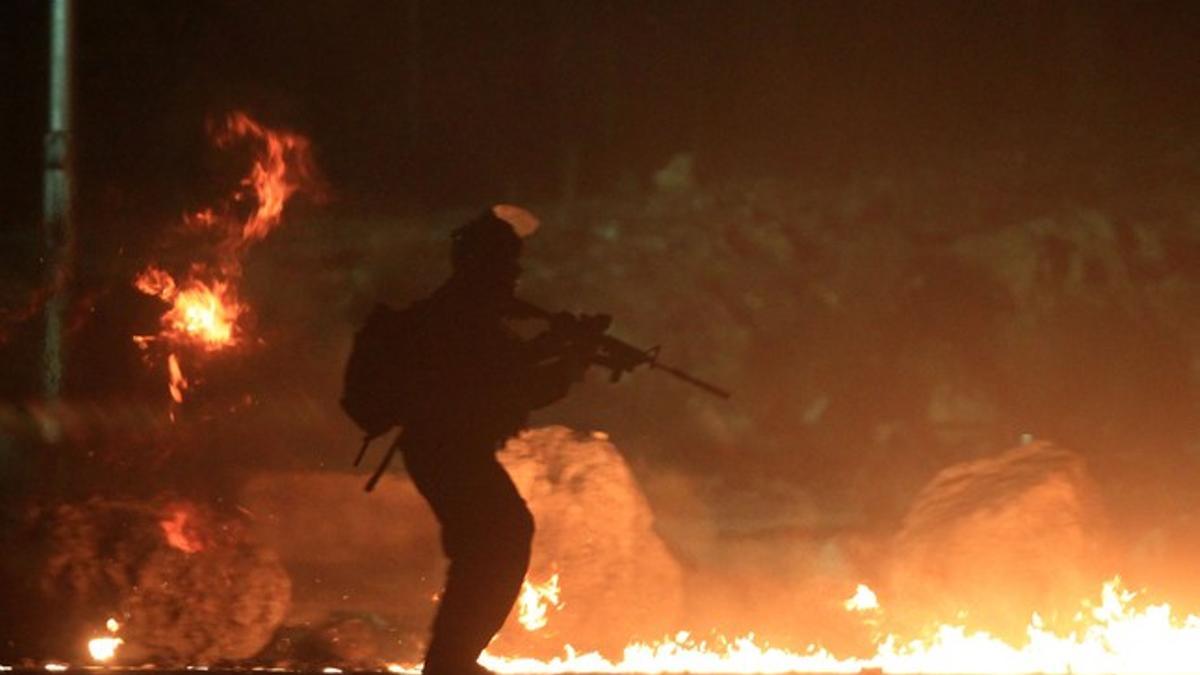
[517,573,565,632]
[160,507,204,553]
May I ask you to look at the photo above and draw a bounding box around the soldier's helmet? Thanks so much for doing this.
[451,211,521,272]
[450,205,539,274]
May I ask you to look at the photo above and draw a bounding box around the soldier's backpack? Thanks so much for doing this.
[340,301,425,491]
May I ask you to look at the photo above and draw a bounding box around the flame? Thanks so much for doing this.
[217,111,316,243]
[134,265,176,299]
[135,269,241,351]
[517,573,565,632]
[166,281,240,349]
[844,583,880,612]
[167,353,188,404]
[87,618,122,663]
[132,111,316,405]
[160,507,204,553]
[375,577,1200,675]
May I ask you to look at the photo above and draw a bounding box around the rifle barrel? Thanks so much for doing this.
[652,362,733,400]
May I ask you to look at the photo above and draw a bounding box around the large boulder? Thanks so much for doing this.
[884,441,1110,641]
[494,426,685,657]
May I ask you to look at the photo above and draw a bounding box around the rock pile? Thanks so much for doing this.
[885,441,1109,640]
[16,498,290,664]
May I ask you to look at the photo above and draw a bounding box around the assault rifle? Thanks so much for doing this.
[509,298,732,400]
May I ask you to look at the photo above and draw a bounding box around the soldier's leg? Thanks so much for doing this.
[415,456,534,674]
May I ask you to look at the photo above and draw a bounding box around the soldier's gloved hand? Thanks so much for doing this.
[548,311,580,336]
[577,313,612,335]
[548,311,610,338]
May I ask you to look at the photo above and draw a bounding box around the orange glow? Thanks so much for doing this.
[492,203,541,238]
[517,573,565,632]
[160,507,204,553]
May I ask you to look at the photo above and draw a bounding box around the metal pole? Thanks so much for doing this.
[42,0,75,400]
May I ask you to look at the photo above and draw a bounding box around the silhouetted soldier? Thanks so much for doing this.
[398,207,590,675]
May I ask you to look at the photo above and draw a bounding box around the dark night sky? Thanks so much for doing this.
[4,1,1199,226]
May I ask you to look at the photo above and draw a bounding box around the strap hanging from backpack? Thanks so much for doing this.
[355,432,401,493]
[353,434,373,468]
[363,442,398,492]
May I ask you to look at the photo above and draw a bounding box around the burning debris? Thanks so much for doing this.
[132,111,319,412]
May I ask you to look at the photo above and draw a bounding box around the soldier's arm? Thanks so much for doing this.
[519,350,589,410]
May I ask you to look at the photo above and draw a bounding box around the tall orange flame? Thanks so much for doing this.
[132,112,316,406]
[216,111,317,243]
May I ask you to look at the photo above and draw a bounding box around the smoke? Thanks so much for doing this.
[5,104,1200,665]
